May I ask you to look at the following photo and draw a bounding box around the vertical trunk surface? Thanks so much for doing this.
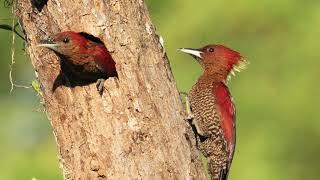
[14,0,205,179]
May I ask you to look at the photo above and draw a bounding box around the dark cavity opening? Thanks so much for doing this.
[79,32,104,44]
[31,0,48,12]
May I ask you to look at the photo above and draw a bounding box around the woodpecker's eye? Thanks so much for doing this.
[63,37,69,43]
[208,48,214,52]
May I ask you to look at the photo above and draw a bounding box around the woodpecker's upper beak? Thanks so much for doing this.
[179,48,203,59]
[37,39,59,51]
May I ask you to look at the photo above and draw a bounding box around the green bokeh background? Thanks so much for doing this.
[1,0,320,179]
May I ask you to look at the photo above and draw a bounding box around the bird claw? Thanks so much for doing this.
[96,78,105,95]
[185,95,194,120]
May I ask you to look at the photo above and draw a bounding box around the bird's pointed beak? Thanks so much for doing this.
[36,39,59,51]
[37,43,59,50]
[178,48,203,59]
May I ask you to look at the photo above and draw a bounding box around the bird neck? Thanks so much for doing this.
[199,68,228,84]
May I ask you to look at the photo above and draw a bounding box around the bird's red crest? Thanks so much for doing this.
[197,45,248,81]
[200,45,243,71]
[53,31,88,46]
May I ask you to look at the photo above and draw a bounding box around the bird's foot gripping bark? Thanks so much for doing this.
[185,95,194,121]
[96,78,105,95]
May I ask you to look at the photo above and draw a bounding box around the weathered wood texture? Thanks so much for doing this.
[15,0,205,179]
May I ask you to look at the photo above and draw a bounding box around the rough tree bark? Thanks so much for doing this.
[14,0,206,179]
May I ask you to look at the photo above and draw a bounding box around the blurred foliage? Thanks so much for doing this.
[0,0,319,179]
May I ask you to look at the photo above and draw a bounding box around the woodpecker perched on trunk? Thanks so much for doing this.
[180,45,247,180]
[37,31,117,94]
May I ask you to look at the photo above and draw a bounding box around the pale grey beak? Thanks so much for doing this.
[37,43,59,51]
[179,48,202,59]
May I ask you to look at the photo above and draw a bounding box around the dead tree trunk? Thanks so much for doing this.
[14,0,205,179]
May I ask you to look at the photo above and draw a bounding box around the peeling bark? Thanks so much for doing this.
[14,0,205,179]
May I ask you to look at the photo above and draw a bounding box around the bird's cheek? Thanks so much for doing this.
[203,58,215,66]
